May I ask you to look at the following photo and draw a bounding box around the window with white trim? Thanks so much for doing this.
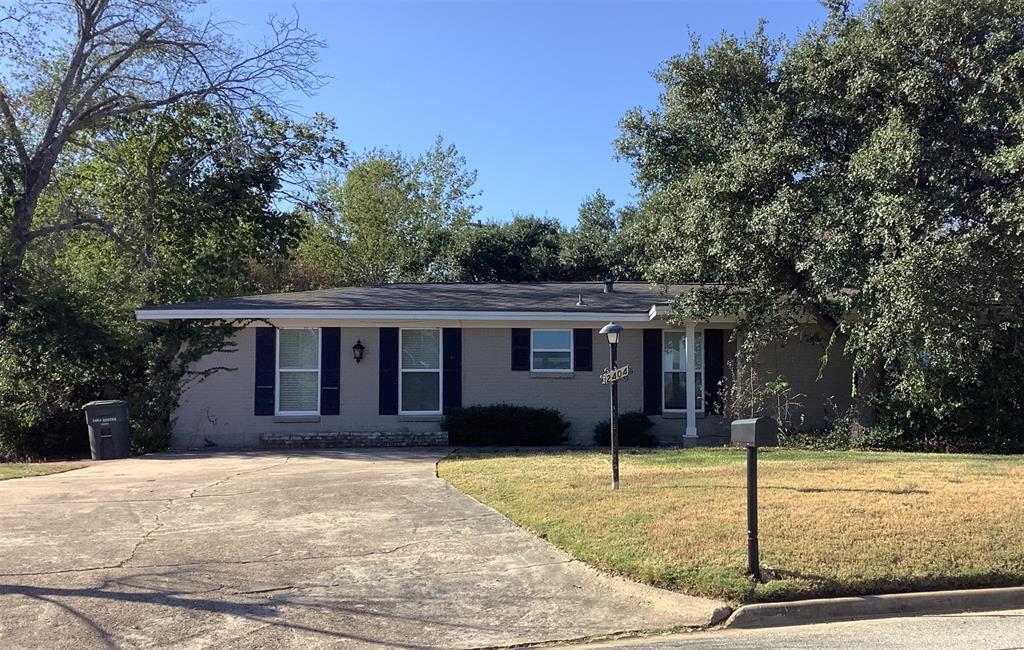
[663,330,703,411]
[400,328,442,414]
[277,328,320,415]
[531,329,572,371]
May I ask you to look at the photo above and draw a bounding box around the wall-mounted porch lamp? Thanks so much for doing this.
[352,339,366,364]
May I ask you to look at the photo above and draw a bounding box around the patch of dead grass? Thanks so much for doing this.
[0,462,85,481]
[438,448,1024,603]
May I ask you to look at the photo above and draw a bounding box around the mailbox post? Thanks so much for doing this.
[731,417,779,582]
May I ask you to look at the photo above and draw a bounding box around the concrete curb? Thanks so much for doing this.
[724,586,1024,629]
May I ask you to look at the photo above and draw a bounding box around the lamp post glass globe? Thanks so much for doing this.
[599,322,623,345]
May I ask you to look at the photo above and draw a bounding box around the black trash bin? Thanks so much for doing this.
[82,400,132,460]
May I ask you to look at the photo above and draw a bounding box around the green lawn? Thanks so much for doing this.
[0,462,85,481]
[438,448,1024,604]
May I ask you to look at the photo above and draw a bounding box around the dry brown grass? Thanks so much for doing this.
[0,462,84,481]
[438,448,1024,603]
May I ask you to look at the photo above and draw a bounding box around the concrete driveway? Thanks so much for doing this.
[0,450,726,649]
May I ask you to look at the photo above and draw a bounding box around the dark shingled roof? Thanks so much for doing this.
[139,282,693,314]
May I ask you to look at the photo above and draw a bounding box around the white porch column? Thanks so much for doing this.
[685,321,697,438]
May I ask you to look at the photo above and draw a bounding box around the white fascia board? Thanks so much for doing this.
[648,304,671,320]
[135,308,657,322]
[648,304,741,325]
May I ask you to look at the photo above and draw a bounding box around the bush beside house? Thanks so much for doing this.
[593,412,657,447]
[442,404,569,446]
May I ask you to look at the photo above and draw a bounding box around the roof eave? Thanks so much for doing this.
[134,308,662,323]
[648,304,671,320]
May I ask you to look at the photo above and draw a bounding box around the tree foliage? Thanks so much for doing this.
[617,0,1024,442]
[446,192,644,283]
[559,190,621,280]
[0,102,343,456]
[451,216,565,282]
[0,0,326,331]
[288,137,480,287]
[273,145,643,288]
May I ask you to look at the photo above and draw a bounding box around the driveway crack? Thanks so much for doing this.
[116,456,295,568]
[189,456,294,499]
[117,498,174,568]
[0,456,297,577]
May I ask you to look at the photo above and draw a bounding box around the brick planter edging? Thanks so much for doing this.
[261,431,448,449]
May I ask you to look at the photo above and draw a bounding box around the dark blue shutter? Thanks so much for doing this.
[643,328,662,415]
[573,328,593,371]
[320,327,341,415]
[379,327,399,415]
[442,328,462,413]
[254,327,276,416]
[703,328,724,414]
[511,328,530,371]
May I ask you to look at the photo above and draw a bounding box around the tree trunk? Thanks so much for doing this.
[850,358,884,441]
[0,198,37,334]
[0,156,56,335]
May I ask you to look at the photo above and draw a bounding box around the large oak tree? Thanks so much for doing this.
[617,0,1024,435]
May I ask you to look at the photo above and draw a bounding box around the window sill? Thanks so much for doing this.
[274,415,321,424]
[529,371,575,379]
[398,415,443,422]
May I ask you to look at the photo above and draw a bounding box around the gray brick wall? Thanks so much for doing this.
[748,327,854,429]
[172,326,441,449]
[461,327,648,444]
[262,431,446,448]
[170,322,851,449]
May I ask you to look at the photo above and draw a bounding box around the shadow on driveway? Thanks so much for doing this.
[0,450,725,648]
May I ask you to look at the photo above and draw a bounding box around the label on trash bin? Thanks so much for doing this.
[90,416,120,424]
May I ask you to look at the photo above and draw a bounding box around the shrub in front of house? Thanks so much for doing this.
[593,412,658,447]
[778,428,851,451]
[779,423,915,452]
[442,404,569,446]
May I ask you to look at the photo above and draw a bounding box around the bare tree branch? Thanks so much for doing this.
[0,0,328,328]
[23,210,121,244]
[0,86,28,166]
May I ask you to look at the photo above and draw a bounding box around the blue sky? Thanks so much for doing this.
[211,1,833,225]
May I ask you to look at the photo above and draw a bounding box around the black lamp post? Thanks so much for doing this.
[599,322,624,490]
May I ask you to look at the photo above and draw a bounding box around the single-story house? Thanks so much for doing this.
[135,281,853,449]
